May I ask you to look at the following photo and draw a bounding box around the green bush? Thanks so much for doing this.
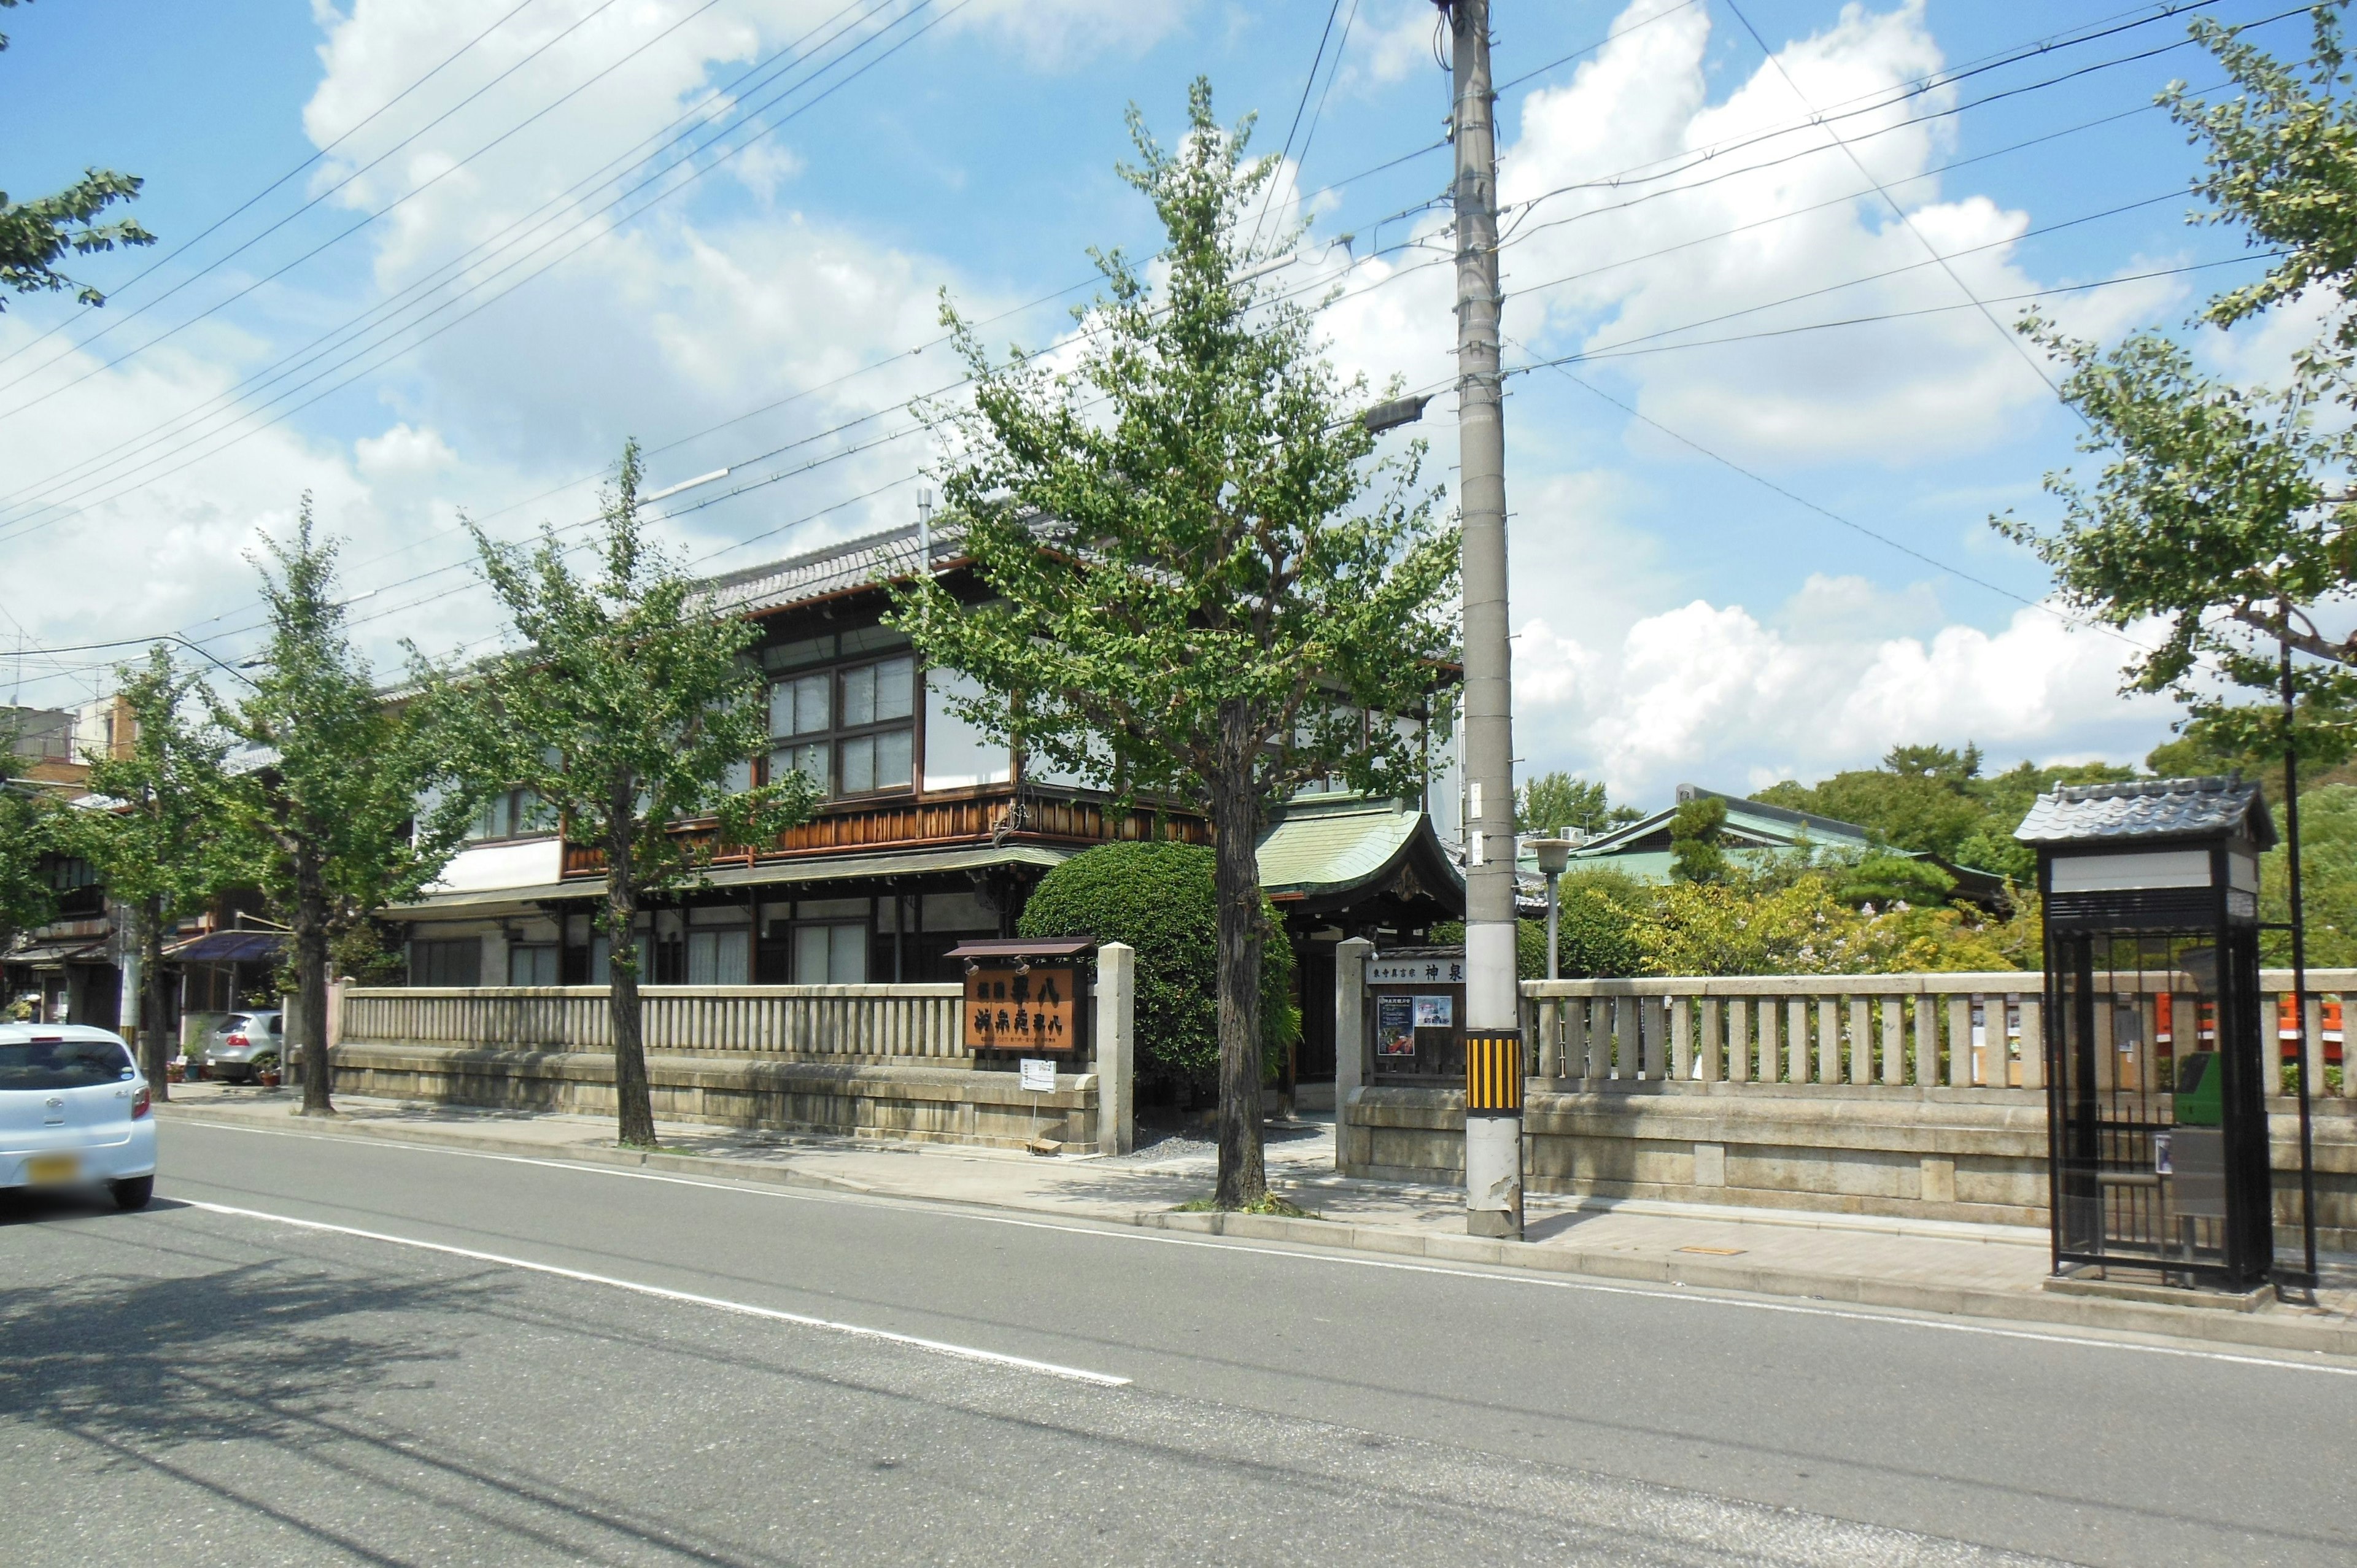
[1018,841,1295,1100]
[1434,870,1649,980]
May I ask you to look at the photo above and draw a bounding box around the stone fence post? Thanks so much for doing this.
[1096,942,1134,1156]
[1335,937,1372,1099]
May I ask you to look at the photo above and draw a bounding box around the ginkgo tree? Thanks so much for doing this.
[894,81,1459,1210]
[1998,8,2357,763]
[447,442,820,1149]
[72,646,238,1095]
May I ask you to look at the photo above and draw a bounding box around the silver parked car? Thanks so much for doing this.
[204,1010,284,1083]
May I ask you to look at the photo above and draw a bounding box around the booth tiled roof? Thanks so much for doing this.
[2014,775,2275,850]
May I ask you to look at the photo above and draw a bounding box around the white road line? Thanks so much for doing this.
[180,1198,1130,1388]
[169,1119,2357,1379]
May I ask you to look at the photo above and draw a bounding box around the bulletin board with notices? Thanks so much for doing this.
[1365,946,1468,1084]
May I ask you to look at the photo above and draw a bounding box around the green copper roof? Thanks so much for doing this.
[1257,795,1457,900]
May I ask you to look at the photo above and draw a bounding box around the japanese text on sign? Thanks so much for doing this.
[964,964,1080,1052]
[1366,958,1466,985]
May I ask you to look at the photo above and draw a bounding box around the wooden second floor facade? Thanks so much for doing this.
[386,522,1461,994]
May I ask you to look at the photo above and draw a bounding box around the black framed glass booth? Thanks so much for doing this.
[2016,778,2282,1290]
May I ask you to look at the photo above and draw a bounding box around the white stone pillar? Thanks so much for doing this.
[1094,942,1134,1156]
[1334,937,1372,1100]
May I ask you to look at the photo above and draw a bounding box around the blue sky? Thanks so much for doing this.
[0,0,2315,808]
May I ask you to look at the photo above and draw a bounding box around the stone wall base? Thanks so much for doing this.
[331,1042,1101,1151]
[1340,1083,2356,1250]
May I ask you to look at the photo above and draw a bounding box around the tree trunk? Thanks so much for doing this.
[139,895,171,1101]
[606,810,656,1148]
[295,844,335,1116]
[1210,700,1267,1208]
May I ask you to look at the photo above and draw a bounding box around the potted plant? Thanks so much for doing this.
[255,1052,281,1089]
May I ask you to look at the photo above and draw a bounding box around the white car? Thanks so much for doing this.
[0,1024,156,1208]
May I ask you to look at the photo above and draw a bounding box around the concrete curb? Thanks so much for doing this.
[157,1103,888,1202]
[1133,1211,2357,1359]
[161,1103,2356,1361]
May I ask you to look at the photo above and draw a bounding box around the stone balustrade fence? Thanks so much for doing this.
[339,983,969,1064]
[1520,968,2355,1099]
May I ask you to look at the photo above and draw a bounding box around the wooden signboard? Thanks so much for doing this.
[964,964,1082,1052]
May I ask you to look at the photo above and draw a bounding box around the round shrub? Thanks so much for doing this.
[1434,871,1649,981]
[1018,841,1295,1102]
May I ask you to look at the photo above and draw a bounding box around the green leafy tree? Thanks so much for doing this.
[223,504,476,1116]
[0,743,59,967]
[2260,783,2357,965]
[1994,8,2357,762]
[1515,770,1637,836]
[70,647,236,1094]
[1755,745,2133,882]
[449,441,820,1149]
[894,81,1458,1208]
[1668,795,1728,884]
[1834,852,1957,911]
[1,3,155,308]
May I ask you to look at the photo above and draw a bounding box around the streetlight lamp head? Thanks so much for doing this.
[1530,837,1575,876]
[1361,393,1433,436]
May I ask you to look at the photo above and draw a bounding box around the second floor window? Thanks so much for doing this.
[469,787,555,841]
[765,628,915,798]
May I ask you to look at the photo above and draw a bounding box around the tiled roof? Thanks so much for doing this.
[1256,795,1462,901]
[2014,775,2275,850]
[699,523,950,617]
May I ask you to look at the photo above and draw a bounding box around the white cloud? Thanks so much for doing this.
[943,0,1194,64]
[1512,582,2176,805]
[1485,0,2177,465]
[1343,0,1441,90]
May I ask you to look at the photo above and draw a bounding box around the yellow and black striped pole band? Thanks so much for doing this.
[1465,1030,1523,1113]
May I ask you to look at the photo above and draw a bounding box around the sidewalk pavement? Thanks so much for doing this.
[154,1083,2357,1359]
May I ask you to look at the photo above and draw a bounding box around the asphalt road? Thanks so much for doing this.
[2,1120,2350,1567]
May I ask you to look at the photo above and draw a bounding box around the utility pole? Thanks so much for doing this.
[1441,0,1523,1240]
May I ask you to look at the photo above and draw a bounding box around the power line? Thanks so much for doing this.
[0,0,953,544]
[0,34,1447,550]
[1248,1,1348,255]
[1286,0,1362,217]
[1508,252,2289,372]
[1499,0,2282,233]
[0,0,554,378]
[1722,0,2070,406]
[1512,188,2189,358]
[1507,339,2158,655]
[1492,87,2199,298]
[0,0,899,520]
[0,0,2212,531]
[0,0,659,404]
[1492,0,1702,95]
[0,225,1461,689]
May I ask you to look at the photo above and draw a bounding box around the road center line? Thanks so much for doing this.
[169,1119,2357,1380]
[179,1197,1131,1388]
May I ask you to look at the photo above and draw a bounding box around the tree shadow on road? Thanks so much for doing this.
[0,1197,785,1566]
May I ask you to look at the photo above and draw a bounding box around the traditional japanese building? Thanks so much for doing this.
[376,522,1466,1087]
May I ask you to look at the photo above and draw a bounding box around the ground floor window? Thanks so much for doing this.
[792,922,867,984]
[686,927,751,985]
[506,944,560,987]
[412,940,481,987]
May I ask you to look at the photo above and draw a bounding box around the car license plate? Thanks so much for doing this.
[24,1153,78,1185]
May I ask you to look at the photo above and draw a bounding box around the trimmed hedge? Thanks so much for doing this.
[1018,841,1296,1100]
[1434,870,1650,979]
